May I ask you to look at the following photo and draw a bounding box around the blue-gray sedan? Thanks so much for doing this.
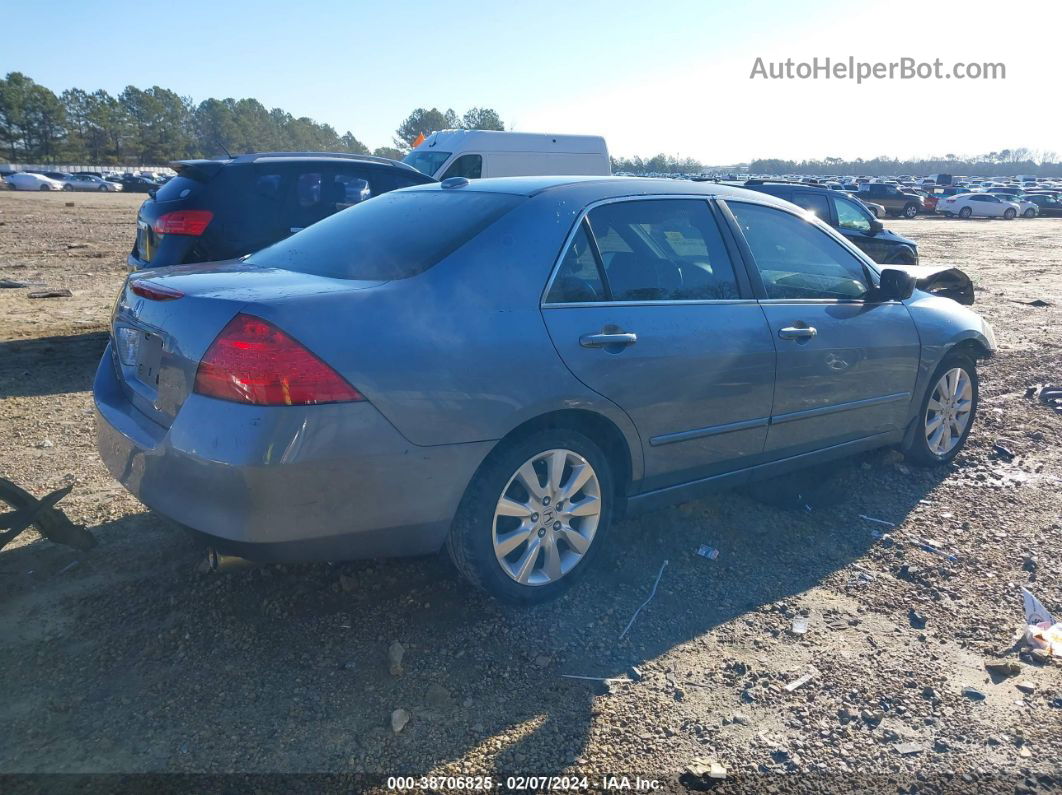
[95,176,996,602]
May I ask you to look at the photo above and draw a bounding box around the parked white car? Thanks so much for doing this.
[938,193,1020,219]
[64,174,123,192]
[1010,196,1039,218]
[4,172,67,191]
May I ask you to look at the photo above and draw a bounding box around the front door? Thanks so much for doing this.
[541,198,776,491]
[723,199,921,460]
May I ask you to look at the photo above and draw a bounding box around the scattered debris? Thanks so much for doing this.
[27,288,73,299]
[784,673,814,692]
[1015,681,1037,694]
[859,514,895,527]
[1010,298,1052,308]
[992,442,1016,461]
[1021,587,1062,655]
[388,641,405,677]
[962,686,986,701]
[896,742,924,755]
[0,278,29,288]
[682,757,728,787]
[618,559,668,641]
[1027,384,1062,414]
[390,708,410,734]
[791,618,808,635]
[58,560,79,575]
[695,544,719,560]
[985,661,1021,678]
[908,608,927,629]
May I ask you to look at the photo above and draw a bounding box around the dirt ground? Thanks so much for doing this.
[0,190,1060,792]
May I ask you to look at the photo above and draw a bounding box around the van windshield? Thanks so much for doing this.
[403,150,451,177]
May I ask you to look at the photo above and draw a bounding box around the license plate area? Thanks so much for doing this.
[136,331,163,388]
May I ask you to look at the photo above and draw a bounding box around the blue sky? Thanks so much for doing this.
[4,0,1059,163]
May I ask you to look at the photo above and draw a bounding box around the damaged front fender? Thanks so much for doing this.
[885,264,976,305]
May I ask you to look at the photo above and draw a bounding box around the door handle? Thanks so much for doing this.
[580,332,638,349]
[778,325,817,340]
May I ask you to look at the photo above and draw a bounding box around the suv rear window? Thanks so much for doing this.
[154,175,204,202]
[245,189,524,280]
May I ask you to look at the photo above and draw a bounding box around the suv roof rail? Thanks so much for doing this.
[226,151,418,171]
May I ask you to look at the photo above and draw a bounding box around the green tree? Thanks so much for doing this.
[393,107,458,150]
[460,107,504,130]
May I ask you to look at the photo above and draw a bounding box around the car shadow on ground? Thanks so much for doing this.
[0,453,951,778]
[0,332,107,399]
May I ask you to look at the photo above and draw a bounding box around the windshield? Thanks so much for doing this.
[402,150,452,177]
[245,189,524,280]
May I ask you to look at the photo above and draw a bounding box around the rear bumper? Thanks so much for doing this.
[93,345,493,560]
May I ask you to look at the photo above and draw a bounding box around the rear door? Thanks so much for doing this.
[541,197,776,491]
[721,199,920,460]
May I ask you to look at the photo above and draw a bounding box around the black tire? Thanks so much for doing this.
[903,203,919,218]
[62,184,72,191]
[903,353,978,466]
[39,184,50,191]
[1003,208,1016,220]
[959,207,973,219]
[1022,208,1035,218]
[98,184,108,192]
[447,429,614,604]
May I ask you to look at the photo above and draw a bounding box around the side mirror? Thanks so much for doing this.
[876,268,916,301]
[868,219,884,234]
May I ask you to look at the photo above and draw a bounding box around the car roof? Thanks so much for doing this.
[172,152,422,173]
[401,175,799,209]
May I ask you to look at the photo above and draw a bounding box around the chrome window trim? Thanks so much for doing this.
[539,193,763,309]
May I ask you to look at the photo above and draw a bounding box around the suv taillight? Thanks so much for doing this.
[153,210,213,236]
[194,313,364,406]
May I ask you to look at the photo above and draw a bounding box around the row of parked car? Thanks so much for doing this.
[745,174,1062,220]
[1,169,173,193]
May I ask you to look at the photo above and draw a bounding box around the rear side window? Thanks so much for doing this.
[791,192,830,220]
[588,200,739,301]
[246,190,524,280]
[545,222,606,303]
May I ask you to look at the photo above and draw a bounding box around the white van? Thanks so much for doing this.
[402,130,610,180]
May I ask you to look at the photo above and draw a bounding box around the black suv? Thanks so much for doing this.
[743,181,919,265]
[128,152,434,270]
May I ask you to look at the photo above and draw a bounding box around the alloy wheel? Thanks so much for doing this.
[925,367,973,456]
[492,448,602,586]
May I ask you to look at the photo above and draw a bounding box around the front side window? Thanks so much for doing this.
[441,154,483,180]
[587,199,739,301]
[727,201,870,301]
[832,195,872,232]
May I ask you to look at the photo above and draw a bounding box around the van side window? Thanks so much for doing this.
[791,192,830,220]
[441,154,482,180]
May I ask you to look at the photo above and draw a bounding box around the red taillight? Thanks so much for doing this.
[130,280,184,301]
[153,209,213,236]
[194,313,364,406]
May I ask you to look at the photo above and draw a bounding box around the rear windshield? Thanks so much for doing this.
[245,189,524,280]
[154,175,204,202]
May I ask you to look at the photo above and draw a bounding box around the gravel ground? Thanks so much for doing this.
[0,190,1060,793]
